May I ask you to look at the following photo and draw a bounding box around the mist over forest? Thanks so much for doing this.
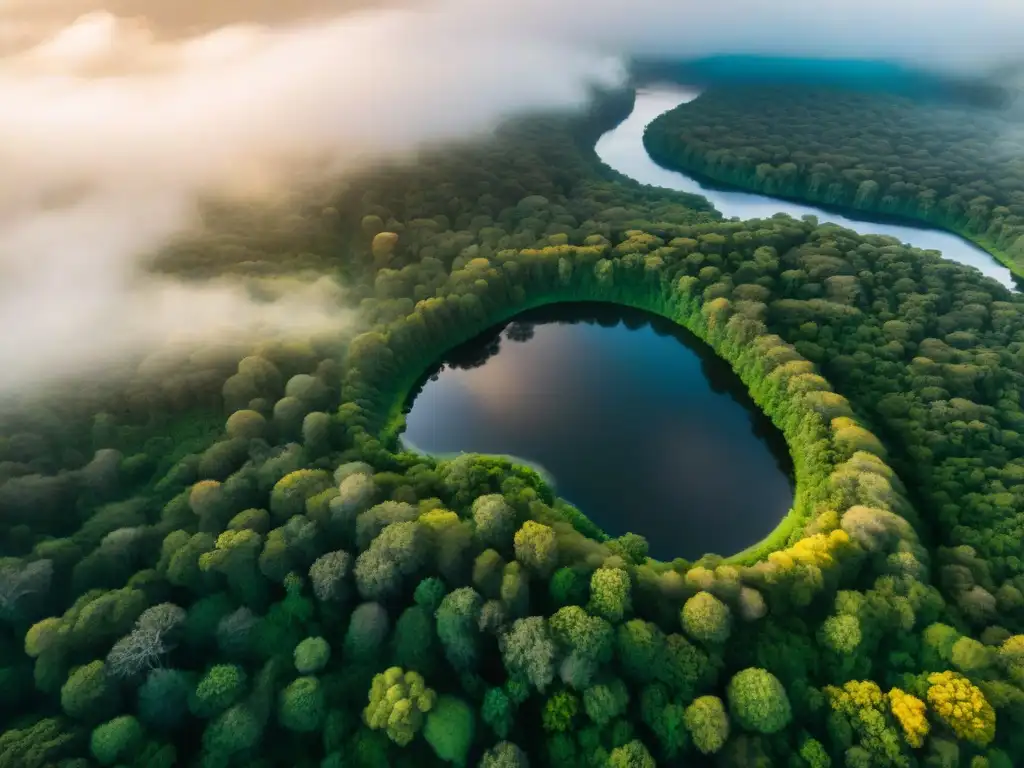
[0,0,1022,397]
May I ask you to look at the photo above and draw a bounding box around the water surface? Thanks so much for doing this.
[595,86,1017,289]
[402,303,794,561]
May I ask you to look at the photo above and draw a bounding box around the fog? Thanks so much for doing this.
[1,0,1022,398]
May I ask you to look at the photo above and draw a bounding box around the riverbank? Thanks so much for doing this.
[595,85,1018,289]
[638,86,1023,287]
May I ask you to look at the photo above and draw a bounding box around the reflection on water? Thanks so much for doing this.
[402,303,794,561]
[595,86,1018,290]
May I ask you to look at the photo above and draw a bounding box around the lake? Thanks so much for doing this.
[401,303,794,561]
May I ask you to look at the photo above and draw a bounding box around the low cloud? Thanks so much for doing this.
[1,0,1022,398]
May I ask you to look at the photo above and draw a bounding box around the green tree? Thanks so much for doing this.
[513,521,558,576]
[684,695,729,755]
[392,605,439,675]
[640,683,688,758]
[343,602,390,663]
[542,690,579,732]
[270,469,333,522]
[499,617,557,692]
[138,668,193,731]
[0,718,78,768]
[681,591,732,644]
[225,409,267,440]
[482,687,515,739]
[436,587,484,672]
[294,636,331,674]
[548,605,613,689]
[414,577,448,612]
[309,550,352,603]
[425,695,475,765]
[61,660,118,723]
[549,567,588,608]
[616,620,665,685]
[582,678,629,726]
[479,741,529,767]
[820,614,862,655]
[473,494,517,550]
[189,664,247,718]
[727,668,792,734]
[90,715,143,766]
[278,675,326,732]
[202,703,262,758]
[608,739,656,768]
[588,567,631,623]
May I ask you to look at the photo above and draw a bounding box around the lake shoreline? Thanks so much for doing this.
[401,301,796,562]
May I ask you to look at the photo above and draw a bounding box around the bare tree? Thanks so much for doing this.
[106,602,186,678]
[0,558,53,620]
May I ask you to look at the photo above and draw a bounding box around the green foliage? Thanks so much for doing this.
[278,675,326,732]
[542,690,579,732]
[820,614,862,655]
[727,668,793,734]
[90,715,142,766]
[138,668,193,731]
[309,550,352,603]
[436,587,483,672]
[424,695,475,765]
[684,695,729,755]
[549,567,588,607]
[681,591,732,644]
[343,602,390,663]
[472,494,517,550]
[499,617,556,692]
[513,521,558,576]
[270,469,333,522]
[189,664,247,718]
[391,605,438,675]
[608,739,656,768]
[202,702,262,757]
[61,660,118,723]
[479,741,529,768]
[294,636,332,674]
[481,687,515,739]
[0,717,79,768]
[414,577,448,612]
[548,605,613,689]
[582,678,629,726]
[588,567,631,623]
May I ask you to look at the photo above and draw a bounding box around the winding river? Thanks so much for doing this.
[595,86,1018,290]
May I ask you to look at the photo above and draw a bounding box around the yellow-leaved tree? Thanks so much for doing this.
[926,671,996,747]
[887,687,929,748]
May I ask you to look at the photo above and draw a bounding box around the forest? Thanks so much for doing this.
[3,83,1024,768]
[643,86,1024,276]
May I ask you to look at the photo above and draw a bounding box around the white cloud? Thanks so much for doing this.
[0,0,1021,397]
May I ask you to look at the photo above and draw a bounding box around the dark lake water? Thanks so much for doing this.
[401,303,794,561]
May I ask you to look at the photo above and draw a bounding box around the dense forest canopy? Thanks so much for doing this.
[4,79,1024,768]
[644,86,1024,275]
